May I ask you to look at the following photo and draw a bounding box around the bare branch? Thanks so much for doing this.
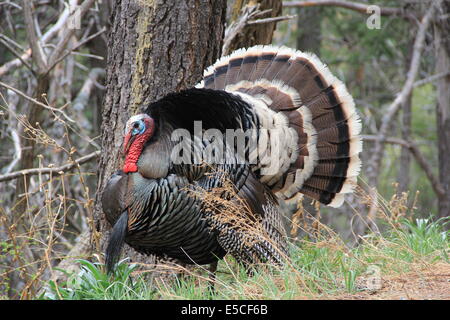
[414,71,450,88]
[73,68,105,111]
[362,135,446,198]
[0,1,22,9]
[408,145,446,199]
[2,90,22,174]
[247,14,296,25]
[23,0,48,72]
[41,2,73,43]
[0,33,24,51]
[0,50,31,78]
[363,3,440,223]
[3,130,21,174]
[0,151,100,183]
[45,26,107,74]
[0,37,34,74]
[361,135,410,148]
[0,81,76,123]
[283,0,406,17]
[252,8,274,18]
[72,68,105,130]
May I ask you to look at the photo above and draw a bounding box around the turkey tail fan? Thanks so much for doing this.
[105,211,128,274]
[197,45,362,208]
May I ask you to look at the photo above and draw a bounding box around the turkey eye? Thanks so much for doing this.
[132,123,140,135]
[131,120,146,135]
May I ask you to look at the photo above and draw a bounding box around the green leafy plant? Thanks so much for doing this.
[41,259,155,300]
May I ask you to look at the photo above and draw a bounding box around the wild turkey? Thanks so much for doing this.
[102,45,362,273]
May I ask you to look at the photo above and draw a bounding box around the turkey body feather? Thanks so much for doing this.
[103,170,226,267]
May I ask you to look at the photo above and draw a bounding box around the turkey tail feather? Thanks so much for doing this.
[105,211,128,274]
[198,45,362,207]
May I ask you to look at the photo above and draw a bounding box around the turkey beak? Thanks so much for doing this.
[123,133,136,155]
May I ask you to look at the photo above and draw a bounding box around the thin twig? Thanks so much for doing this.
[247,15,296,25]
[0,1,22,9]
[70,52,104,60]
[223,4,282,55]
[252,9,273,18]
[0,33,24,51]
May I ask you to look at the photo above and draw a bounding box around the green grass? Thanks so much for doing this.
[40,217,449,300]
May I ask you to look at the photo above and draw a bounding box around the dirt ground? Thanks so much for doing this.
[338,262,450,300]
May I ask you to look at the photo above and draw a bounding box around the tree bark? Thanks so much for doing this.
[94,0,227,268]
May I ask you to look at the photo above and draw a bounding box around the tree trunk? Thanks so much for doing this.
[94,0,227,268]
[296,6,322,54]
[397,43,414,195]
[434,2,450,220]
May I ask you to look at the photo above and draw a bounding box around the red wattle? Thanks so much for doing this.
[123,162,138,173]
[122,118,154,174]
[123,144,142,173]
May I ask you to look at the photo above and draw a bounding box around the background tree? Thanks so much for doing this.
[433,1,450,220]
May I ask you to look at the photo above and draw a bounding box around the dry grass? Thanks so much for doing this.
[188,168,289,266]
